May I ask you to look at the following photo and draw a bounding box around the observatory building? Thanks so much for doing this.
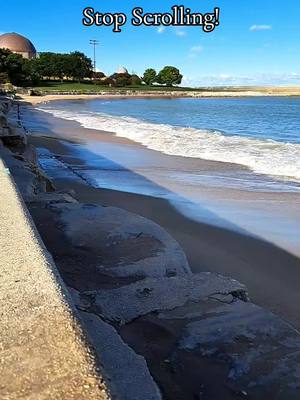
[117,66,128,74]
[0,32,37,59]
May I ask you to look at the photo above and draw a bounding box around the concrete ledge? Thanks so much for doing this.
[0,158,109,400]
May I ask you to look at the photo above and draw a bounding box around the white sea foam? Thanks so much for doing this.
[38,107,300,182]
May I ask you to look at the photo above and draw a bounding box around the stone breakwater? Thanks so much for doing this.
[1,97,300,399]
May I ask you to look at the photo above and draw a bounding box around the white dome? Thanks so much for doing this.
[117,66,128,74]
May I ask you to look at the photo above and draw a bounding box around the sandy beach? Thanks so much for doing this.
[20,102,300,329]
[3,94,300,399]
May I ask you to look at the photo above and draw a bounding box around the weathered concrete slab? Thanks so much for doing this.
[0,146,53,200]
[26,191,78,205]
[176,300,300,398]
[81,311,162,400]
[0,158,110,400]
[54,202,191,279]
[74,272,247,324]
[117,296,300,399]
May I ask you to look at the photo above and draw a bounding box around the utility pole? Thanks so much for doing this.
[89,39,99,77]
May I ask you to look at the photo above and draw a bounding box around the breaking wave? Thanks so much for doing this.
[38,106,300,182]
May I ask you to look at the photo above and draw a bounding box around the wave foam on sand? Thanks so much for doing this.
[37,107,300,183]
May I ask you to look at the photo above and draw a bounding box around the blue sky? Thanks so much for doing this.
[1,0,300,86]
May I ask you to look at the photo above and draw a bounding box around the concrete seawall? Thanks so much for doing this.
[0,157,109,399]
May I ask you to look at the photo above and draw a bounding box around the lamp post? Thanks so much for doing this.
[89,39,99,79]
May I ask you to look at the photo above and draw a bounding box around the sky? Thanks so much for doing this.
[1,0,300,86]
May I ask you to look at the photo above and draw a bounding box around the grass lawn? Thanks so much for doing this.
[32,81,206,93]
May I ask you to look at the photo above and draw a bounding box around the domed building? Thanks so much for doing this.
[117,66,128,74]
[0,32,37,59]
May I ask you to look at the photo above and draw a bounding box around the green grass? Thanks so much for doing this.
[32,81,206,94]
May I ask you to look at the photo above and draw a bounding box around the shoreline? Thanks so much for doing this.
[18,86,300,105]
[25,113,300,330]
[3,96,300,398]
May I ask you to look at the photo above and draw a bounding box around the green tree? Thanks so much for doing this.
[22,59,41,85]
[52,54,69,82]
[100,77,115,86]
[0,49,27,86]
[0,48,12,71]
[110,72,132,87]
[94,71,106,79]
[130,74,142,86]
[142,68,157,85]
[156,66,182,87]
[67,51,93,82]
[33,52,57,79]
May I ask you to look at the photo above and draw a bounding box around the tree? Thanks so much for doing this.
[0,48,12,71]
[100,77,115,86]
[110,72,132,87]
[33,52,58,79]
[93,71,106,79]
[67,52,93,82]
[156,66,182,86]
[0,48,94,87]
[142,68,156,85]
[52,54,69,82]
[0,49,27,86]
[130,74,142,86]
[22,59,41,85]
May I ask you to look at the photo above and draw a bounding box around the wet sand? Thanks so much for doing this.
[21,101,300,329]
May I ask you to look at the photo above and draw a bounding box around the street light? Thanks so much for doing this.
[89,39,99,77]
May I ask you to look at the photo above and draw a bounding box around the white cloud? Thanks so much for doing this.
[190,45,203,54]
[157,26,165,34]
[181,73,300,87]
[174,28,186,37]
[188,45,203,58]
[250,25,272,32]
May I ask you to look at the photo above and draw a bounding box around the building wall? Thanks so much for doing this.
[11,50,36,59]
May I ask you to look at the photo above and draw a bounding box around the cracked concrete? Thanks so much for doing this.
[81,311,162,400]
[58,202,191,279]
[75,272,247,324]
